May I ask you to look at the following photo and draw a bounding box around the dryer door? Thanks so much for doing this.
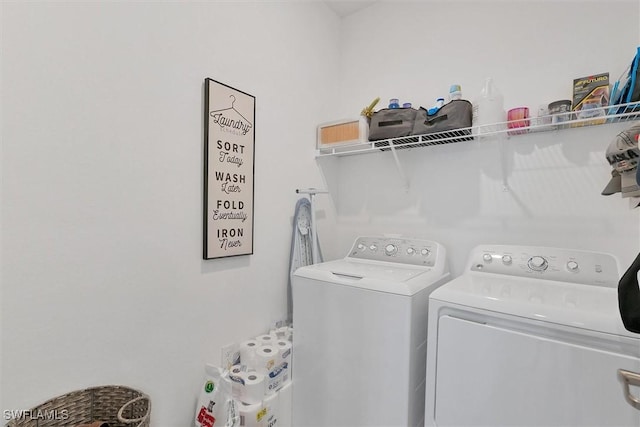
[434,315,640,427]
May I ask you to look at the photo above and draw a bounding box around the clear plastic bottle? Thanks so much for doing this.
[472,78,506,135]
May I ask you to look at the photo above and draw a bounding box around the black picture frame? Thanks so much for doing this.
[203,78,255,259]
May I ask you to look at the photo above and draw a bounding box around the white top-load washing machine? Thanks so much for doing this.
[292,236,450,427]
[425,244,640,427]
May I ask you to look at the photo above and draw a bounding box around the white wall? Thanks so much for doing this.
[1,1,339,424]
[319,0,640,275]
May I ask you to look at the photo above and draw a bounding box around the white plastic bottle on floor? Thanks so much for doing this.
[472,77,506,136]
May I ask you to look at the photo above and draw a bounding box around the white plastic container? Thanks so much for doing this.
[449,84,462,101]
[472,78,506,135]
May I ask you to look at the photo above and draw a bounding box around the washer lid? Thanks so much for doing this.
[294,259,449,296]
[431,274,637,338]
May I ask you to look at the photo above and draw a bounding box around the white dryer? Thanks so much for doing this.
[292,236,450,427]
[425,245,640,427]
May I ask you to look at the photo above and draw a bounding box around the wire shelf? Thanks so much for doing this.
[316,101,640,158]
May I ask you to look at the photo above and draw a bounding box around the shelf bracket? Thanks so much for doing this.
[389,142,409,192]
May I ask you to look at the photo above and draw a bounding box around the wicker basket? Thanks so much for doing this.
[6,385,151,427]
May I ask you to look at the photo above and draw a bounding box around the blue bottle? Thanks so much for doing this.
[428,98,445,115]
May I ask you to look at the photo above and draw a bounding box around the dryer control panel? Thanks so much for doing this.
[469,245,620,287]
[347,236,441,267]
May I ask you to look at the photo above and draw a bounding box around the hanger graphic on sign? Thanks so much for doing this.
[210,95,253,126]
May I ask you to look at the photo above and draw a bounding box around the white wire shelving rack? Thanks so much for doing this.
[316,101,640,158]
[315,102,640,190]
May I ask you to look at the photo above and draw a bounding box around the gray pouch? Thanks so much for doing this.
[368,108,417,141]
[412,100,473,137]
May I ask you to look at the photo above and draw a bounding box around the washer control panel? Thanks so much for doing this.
[348,236,439,267]
[469,245,619,287]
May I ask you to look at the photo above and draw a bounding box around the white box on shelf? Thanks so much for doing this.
[317,117,368,150]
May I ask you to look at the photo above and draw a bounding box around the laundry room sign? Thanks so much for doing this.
[203,78,255,259]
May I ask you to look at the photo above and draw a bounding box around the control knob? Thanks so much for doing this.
[407,247,415,255]
[421,248,430,257]
[369,244,377,252]
[483,253,493,263]
[385,244,398,256]
[357,243,365,251]
[502,255,512,265]
[566,261,579,272]
[528,256,548,271]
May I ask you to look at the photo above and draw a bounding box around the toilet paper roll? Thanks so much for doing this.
[239,371,265,405]
[263,390,280,427]
[230,364,244,375]
[265,364,286,395]
[275,340,292,361]
[256,345,283,395]
[254,345,280,375]
[240,339,260,370]
[274,340,292,383]
[239,401,262,427]
[278,381,292,427]
[273,326,289,340]
[256,334,276,347]
[228,364,244,399]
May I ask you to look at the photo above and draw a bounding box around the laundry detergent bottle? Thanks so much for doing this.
[472,77,506,135]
